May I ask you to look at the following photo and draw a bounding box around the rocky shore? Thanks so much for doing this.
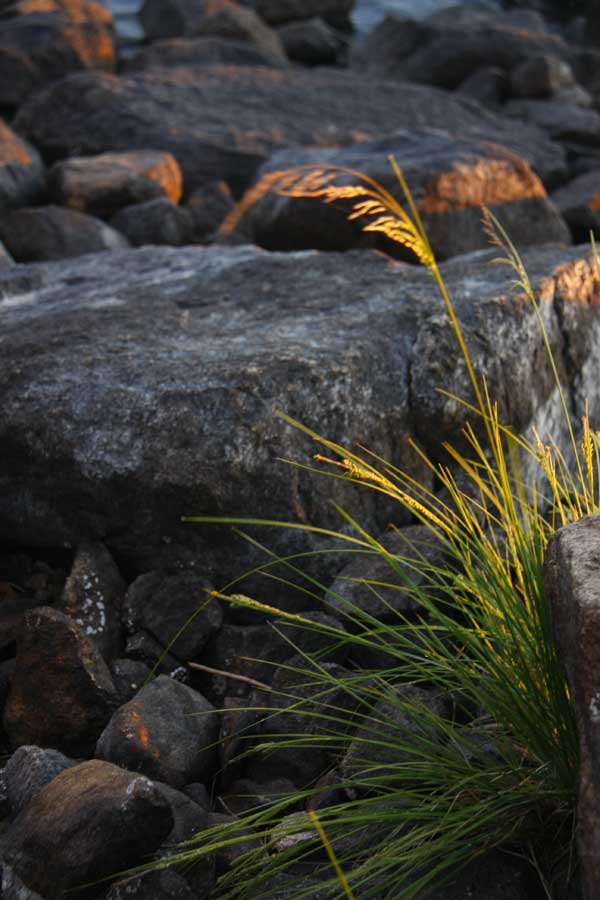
[2,1,600,897]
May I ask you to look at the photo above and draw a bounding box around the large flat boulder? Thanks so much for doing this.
[0,243,598,582]
[12,65,567,196]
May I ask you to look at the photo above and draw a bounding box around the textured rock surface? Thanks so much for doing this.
[1,759,173,899]
[0,205,128,262]
[0,243,599,581]
[0,120,45,211]
[13,66,567,195]
[3,745,78,817]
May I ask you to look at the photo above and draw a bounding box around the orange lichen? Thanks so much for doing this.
[419,158,545,215]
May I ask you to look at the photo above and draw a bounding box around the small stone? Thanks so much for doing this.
[110,198,195,247]
[109,658,153,705]
[95,675,219,788]
[4,745,78,816]
[0,205,128,262]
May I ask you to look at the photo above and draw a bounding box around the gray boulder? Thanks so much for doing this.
[0,205,128,262]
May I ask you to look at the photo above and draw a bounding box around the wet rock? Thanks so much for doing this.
[231,131,569,260]
[95,674,219,788]
[123,570,221,663]
[186,180,234,242]
[13,66,567,196]
[509,53,576,99]
[109,658,152,705]
[4,606,118,755]
[110,198,195,247]
[0,205,128,262]
[1,759,173,899]
[49,150,183,218]
[104,870,195,900]
[551,169,600,242]
[0,2,115,107]
[3,745,77,817]
[0,242,598,579]
[60,541,124,661]
[544,515,600,900]
[193,0,288,68]
[125,35,284,70]
[0,120,45,212]
[277,17,342,66]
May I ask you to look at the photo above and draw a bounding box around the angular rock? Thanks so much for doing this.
[3,606,118,755]
[509,53,576,99]
[0,242,599,579]
[60,541,124,660]
[0,205,128,262]
[3,745,77,817]
[123,570,222,663]
[350,10,570,90]
[109,197,195,247]
[95,675,219,788]
[277,17,342,66]
[49,150,182,218]
[230,131,570,260]
[551,169,600,242]
[544,515,600,900]
[0,120,45,212]
[125,35,284,70]
[13,66,567,197]
[1,759,174,899]
[0,3,115,107]
[193,0,288,67]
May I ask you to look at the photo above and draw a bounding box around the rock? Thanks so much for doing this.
[0,120,45,212]
[504,99,600,147]
[3,745,77,817]
[220,775,299,816]
[125,35,284,70]
[150,781,214,896]
[252,0,353,30]
[0,205,129,262]
[193,0,288,68]
[509,53,576,99]
[1,865,45,900]
[60,541,124,661]
[0,2,115,107]
[124,630,188,680]
[0,242,598,578]
[182,782,210,808]
[186,180,234,242]
[230,131,570,261]
[13,66,567,197]
[140,0,209,40]
[109,197,195,247]
[455,65,507,106]
[109,658,152,705]
[207,810,262,876]
[350,10,570,90]
[95,674,219,788]
[104,870,195,900]
[544,515,600,900]
[325,525,448,624]
[426,849,539,900]
[4,606,118,755]
[48,150,183,218]
[276,17,342,66]
[1,759,173,899]
[551,169,600,242]
[123,570,222,663]
[0,240,13,266]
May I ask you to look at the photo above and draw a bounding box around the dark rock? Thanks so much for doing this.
[109,198,195,247]
[544,515,600,900]
[504,99,600,146]
[3,745,77,817]
[509,53,576,99]
[0,240,13,266]
[455,65,507,106]
[276,17,342,66]
[551,169,600,242]
[207,810,262,876]
[109,658,152,705]
[252,0,353,30]
[0,242,598,579]
[0,3,115,107]
[186,180,234,242]
[231,131,569,261]
[124,630,189,680]
[1,759,173,899]
[325,525,449,624]
[3,606,118,755]
[151,781,214,896]
[350,10,570,90]
[60,541,124,661]
[95,674,219,788]
[193,0,288,68]
[13,66,567,198]
[426,849,539,899]
[140,0,209,40]
[217,697,261,780]
[0,120,45,212]
[219,775,298,816]
[0,205,128,262]
[125,35,284,70]
[123,570,221,663]
[104,870,195,900]
[48,150,183,218]
[182,781,210,808]
[0,593,46,656]
[1,865,45,900]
